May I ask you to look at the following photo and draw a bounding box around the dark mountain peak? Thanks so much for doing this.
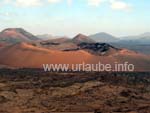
[89,32,119,42]
[90,32,115,38]
[97,32,111,35]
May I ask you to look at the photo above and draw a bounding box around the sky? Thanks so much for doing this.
[0,0,150,37]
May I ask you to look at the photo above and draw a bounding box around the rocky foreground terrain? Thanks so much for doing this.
[0,69,150,113]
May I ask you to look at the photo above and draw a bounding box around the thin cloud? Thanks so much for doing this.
[87,0,132,11]
[1,12,10,16]
[2,0,132,11]
[3,0,12,4]
[87,0,105,7]
[48,0,62,4]
[15,0,42,7]
[110,0,132,11]
[0,12,16,22]
[67,0,72,6]
[48,0,72,6]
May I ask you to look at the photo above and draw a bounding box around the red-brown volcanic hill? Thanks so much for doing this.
[0,28,39,44]
[0,42,93,68]
[72,34,95,44]
[0,42,8,48]
[0,43,4,48]
[0,42,149,71]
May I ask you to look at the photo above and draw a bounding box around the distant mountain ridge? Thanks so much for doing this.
[119,32,150,45]
[0,28,150,55]
[139,32,150,37]
[120,32,150,39]
[89,32,119,43]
